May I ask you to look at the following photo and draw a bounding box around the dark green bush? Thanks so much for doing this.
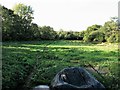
[85,31,105,43]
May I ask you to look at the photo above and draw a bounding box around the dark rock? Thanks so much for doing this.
[51,67,105,90]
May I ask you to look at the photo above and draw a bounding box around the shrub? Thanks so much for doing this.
[107,33,118,43]
[86,31,105,43]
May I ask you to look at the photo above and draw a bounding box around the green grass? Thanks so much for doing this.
[2,40,119,89]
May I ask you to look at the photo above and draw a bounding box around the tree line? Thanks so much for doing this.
[0,4,119,43]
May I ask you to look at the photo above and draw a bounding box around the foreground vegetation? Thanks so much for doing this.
[2,40,119,90]
[1,3,119,90]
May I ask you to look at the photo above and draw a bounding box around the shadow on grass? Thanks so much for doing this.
[2,41,119,89]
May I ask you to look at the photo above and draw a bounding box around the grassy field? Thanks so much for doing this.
[2,40,119,89]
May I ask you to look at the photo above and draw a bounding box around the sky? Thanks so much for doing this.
[0,0,119,31]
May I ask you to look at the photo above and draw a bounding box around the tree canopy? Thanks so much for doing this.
[12,3,34,22]
[1,4,118,43]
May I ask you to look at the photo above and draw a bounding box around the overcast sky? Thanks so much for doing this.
[0,0,119,31]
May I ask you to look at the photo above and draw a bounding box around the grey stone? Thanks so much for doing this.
[51,67,105,90]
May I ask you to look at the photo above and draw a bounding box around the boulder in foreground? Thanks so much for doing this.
[51,67,105,90]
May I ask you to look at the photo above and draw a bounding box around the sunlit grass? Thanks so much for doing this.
[2,40,119,89]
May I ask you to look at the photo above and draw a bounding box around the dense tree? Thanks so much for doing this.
[1,5,20,41]
[57,30,81,40]
[13,3,34,22]
[87,31,105,42]
[39,26,57,40]
[57,29,66,39]
[1,5,118,43]
[107,32,118,43]
[78,31,85,40]
[30,23,39,40]
[83,24,102,42]
[12,3,34,40]
[1,4,36,41]
[101,19,118,42]
[82,18,118,43]
[64,31,76,40]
